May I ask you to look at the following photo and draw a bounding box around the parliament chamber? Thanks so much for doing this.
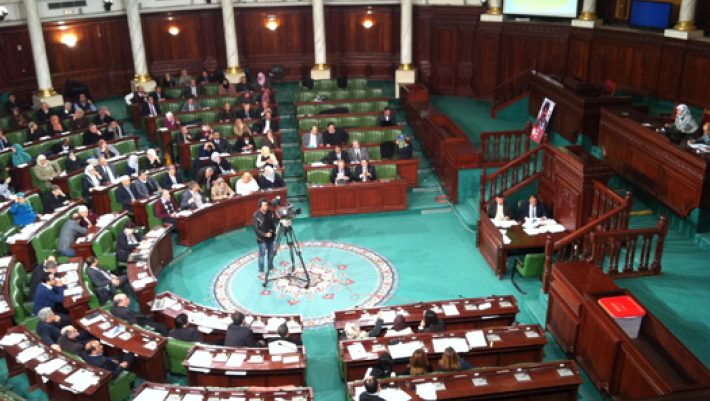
[0,0,709,400]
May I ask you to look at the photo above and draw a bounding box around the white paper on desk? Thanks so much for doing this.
[266,317,286,331]
[188,350,214,367]
[416,383,438,400]
[466,330,487,349]
[0,333,25,347]
[17,345,44,363]
[0,256,12,268]
[36,358,67,375]
[287,320,302,333]
[64,286,83,296]
[268,340,298,355]
[432,337,469,354]
[502,235,512,245]
[380,310,397,323]
[181,394,204,401]
[492,220,518,228]
[545,224,566,233]
[442,304,459,316]
[478,302,492,310]
[381,388,413,401]
[176,211,192,217]
[347,342,368,360]
[133,388,169,401]
[388,341,424,360]
[226,353,247,367]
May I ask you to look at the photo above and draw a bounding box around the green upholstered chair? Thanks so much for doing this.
[144,201,162,230]
[166,338,193,376]
[172,189,187,206]
[81,262,101,310]
[0,211,20,255]
[110,215,131,238]
[92,230,117,272]
[9,262,35,325]
[233,155,257,172]
[303,150,328,164]
[68,174,84,199]
[108,371,137,401]
[514,253,546,278]
[374,164,398,180]
[307,170,331,184]
[5,129,27,145]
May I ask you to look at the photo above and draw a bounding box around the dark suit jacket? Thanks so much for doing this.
[37,109,57,123]
[225,324,258,347]
[82,175,101,200]
[37,321,62,346]
[323,129,349,146]
[97,164,118,184]
[330,167,352,183]
[259,174,286,190]
[131,92,148,104]
[141,102,162,117]
[486,202,514,220]
[115,185,136,211]
[115,231,143,263]
[161,173,183,189]
[360,393,387,401]
[354,165,377,182]
[237,109,257,120]
[43,193,67,214]
[49,141,73,155]
[150,91,169,102]
[169,327,204,343]
[29,264,48,300]
[323,151,350,165]
[518,200,549,220]
[420,319,446,334]
[84,353,125,379]
[87,266,116,305]
[33,285,64,315]
[110,303,150,326]
[182,85,206,99]
[131,177,160,199]
[378,114,396,127]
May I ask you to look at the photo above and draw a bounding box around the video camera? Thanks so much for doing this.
[270,196,302,220]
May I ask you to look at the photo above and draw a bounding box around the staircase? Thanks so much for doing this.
[490,62,537,119]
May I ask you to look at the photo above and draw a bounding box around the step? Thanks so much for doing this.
[694,232,710,254]
[287,196,307,203]
[412,187,440,193]
[282,142,300,148]
[284,177,302,183]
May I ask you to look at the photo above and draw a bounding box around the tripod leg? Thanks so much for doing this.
[286,227,311,289]
[263,227,284,288]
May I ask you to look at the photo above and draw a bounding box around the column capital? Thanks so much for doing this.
[36,88,57,98]
[226,66,243,74]
[134,74,153,83]
[487,7,503,15]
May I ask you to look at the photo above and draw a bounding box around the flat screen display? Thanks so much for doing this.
[503,0,580,18]
[629,1,672,29]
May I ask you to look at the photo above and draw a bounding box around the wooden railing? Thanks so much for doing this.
[491,61,537,119]
[480,140,554,210]
[587,215,669,278]
[590,182,632,231]
[480,122,532,167]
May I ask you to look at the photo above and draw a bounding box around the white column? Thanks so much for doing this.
[395,0,416,98]
[572,0,602,28]
[310,0,330,79]
[481,0,504,22]
[126,0,156,91]
[25,0,63,108]
[665,0,703,39]
[222,0,244,83]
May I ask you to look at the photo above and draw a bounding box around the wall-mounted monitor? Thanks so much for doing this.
[629,1,673,30]
[503,0,580,19]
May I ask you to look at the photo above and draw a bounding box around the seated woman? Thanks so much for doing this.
[233,118,251,138]
[259,166,286,190]
[385,315,414,337]
[163,112,181,131]
[211,152,235,175]
[47,115,69,137]
[235,131,256,153]
[77,205,99,228]
[115,222,143,264]
[261,88,271,104]
[27,122,48,142]
[10,144,31,168]
[256,146,279,169]
[146,149,163,170]
[262,130,279,150]
[96,140,119,159]
[218,79,236,95]
[32,155,62,192]
[93,106,114,126]
[200,124,213,140]
[65,150,86,173]
[211,177,234,200]
[71,109,90,131]
[125,155,140,176]
[438,347,475,372]
[10,192,41,227]
[401,349,432,376]
[81,165,103,208]
[236,172,260,196]
[420,310,446,333]
[9,108,31,129]
[342,312,384,340]
[665,104,699,137]
[240,91,253,106]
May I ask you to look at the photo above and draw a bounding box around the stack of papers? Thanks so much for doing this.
[145,228,166,238]
[416,383,438,400]
[36,359,68,375]
[0,333,26,347]
[492,220,518,228]
[187,350,214,367]
[0,256,12,268]
[17,346,44,363]
[442,304,459,316]
[226,353,247,367]
[133,388,169,401]
[380,388,413,401]
[347,343,368,360]
[465,331,487,348]
[432,337,469,353]
[690,143,710,153]
[65,369,99,392]
[388,341,424,359]
[132,277,156,289]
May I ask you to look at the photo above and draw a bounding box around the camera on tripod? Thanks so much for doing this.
[270,196,302,220]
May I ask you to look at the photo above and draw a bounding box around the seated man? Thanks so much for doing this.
[218,103,237,122]
[4,94,23,113]
[212,131,231,154]
[107,121,126,140]
[83,124,104,146]
[236,172,260,196]
[141,96,162,117]
[58,214,87,257]
[43,185,69,214]
[486,193,513,221]
[348,140,369,163]
[37,102,57,123]
[322,144,350,164]
[518,194,549,220]
[267,323,303,346]
[151,86,169,103]
[181,98,202,112]
[236,76,251,92]
[131,170,160,199]
[180,181,208,210]
[197,70,215,85]
[84,340,136,379]
[354,159,377,182]
[58,325,93,354]
[155,190,178,226]
[29,257,57,301]
[237,104,257,120]
[86,256,132,305]
[131,86,148,105]
[34,273,68,318]
[689,122,710,146]
[161,164,184,189]
[97,157,119,185]
[330,159,352,184]
[378,107,396,127]
[36,307,68,350]
[259,101,273,118]
[303,125,323,148]
[225,311,259,347]
[168,313,205,343]
[74,93,96,112]
[323,122,349,147]
[255,111,275,134]
[110,294,168,336]
[360,376,386,401]
[115,176,137,212]
[182,79,206,99]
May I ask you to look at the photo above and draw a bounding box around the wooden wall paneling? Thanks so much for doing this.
[472,21,502,101]
[99,18,134,96]
[0,27,36,103]
[656,39,686,101]
[498,23,570,82]
[413,8,433,87]
[679,42,710,107]
[432,26,457,94]
[566,28,594,81]
[143,12,208,75]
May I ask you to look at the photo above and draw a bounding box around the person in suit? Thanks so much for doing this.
[131,170,160,199]
[177,69,191,86]
[236,104,257,120]
[84,340,136,379]
[322,145,350,165]
[43,185,69,214]
[57,214,87,257]
[180,181,208,210]
[4,94,23,113]
[47,115,68,137]
[111,295,168,336]
[197,70,215,86]
[181,98,202,112]
[163,112,182,131]
[255,111,275,134]
[81,165,103,207]
[86,256,131,305]
[262,130,279,150]
[225,311,260,347]
[74,93,96,112]
[182,79,206,99]
[519,194,549,220]
[33,273,66,316]
[161,72,177,89]
[29,257,57,301]
[65,151,86,174]
[37,102,56,123]
[150,86,169,103]
[49,137,73,156]
[58,325,93,355]
[161,164,183,189]
[323,123,349,147]
[378,107,396,127]
[330,160,352,184]
[83,123,104,146]
[26,122,47,142]
[218,103,237,122]
[131,86,148,105]
[177,126,193,144]
[486,193,514,221]
[268,323,302,346]
[688,122,710,146]
[259,166,286,190]
[360,376,386,401]
[236,76,251,92]
[36,307,67,350]
[168,313,205,343]
[401,349,433,376]
[106,121,126,140]
[115,222,143,263]
[97,157,119,185]
[0,129,11,151]
[58,102,74,118]
[419,310,446,333]
[212,131,231,153]
[141,96,162,117]
[155,190,179,226]
[342,313,384,340]
[235,131,256,153]
[115,176,137,212]
[259,101,273,118]
[196,166,218,193]
[354,159,377,182]
[348,140,370,163]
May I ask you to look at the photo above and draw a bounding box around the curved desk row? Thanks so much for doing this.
[303,158,420,188]
[91,163,168,216]
[178,131,282,171]
[0,256,16,338]
[133,382,313,401]
[127,225,174,314]
[70,211,128,259]
[161,117,279,149]
[54,258,92,323]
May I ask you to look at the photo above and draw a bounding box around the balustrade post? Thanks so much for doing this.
[651,216,669,275]
[480,170,487,210]
[542,234,555,293]
[623,191,633,230]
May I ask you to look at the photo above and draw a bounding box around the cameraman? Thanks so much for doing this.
[253,198,277,274]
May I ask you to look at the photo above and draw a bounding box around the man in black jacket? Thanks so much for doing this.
[323,123,349,147]
[354,159,377,182]
[36,307,66,350]
[110,294,168,336]
[43,185,69,214]
[29,258,57,301]
[115,176,137,212]
[252,198,277,273]
[360,376,386,401]
[330,160,352,184]
[486,193,514,221]
[267,323,302,346]
[168,313,204,343]
[225,311,260,347]
[86,256,131,305]
[322,145,350,165]
[237,104,257,120]
[84,340,136,379]
[141,96,162,117]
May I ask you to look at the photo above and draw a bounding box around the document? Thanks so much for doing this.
[0,333,26,346]
[465,330,487,349]
[380,310,397,323]
[187,350,213,367]
[133,388,169,401]
[16,345,44,363]
[347,343,368,360]
[36,359,67,376]
[492,220,518,228]
[415,383,438,400]
[226,353,247,367]
[432,337,469,353]
[388,341,424,359]
[442,304,460,316]
[380,388,413,401]
[268,340,298,355]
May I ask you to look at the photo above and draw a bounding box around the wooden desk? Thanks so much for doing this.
[55,259,91,323]
[76,309,168,383]
[70,212,127,259]
[599,107,710,216]
[294,97,391,115]
[178,131,282,171]
[3,326,112,401]
[161,118,276,149]
[333,296,519,334]
[7,200,84,270]
[546,261,619,354]
[303,158,420,188]
[183,343,307,387]
[134,382,314,400]
[0,256,16,337]
[175,188,287,247]
[529,73,633,145]
[339,325,547,382]
[399,84,430,106]
[150,291,303,343]
[127,225,174,315]
[307,179,408,217]
[348,360,583,401]
[92,165,168,215]
[478,214,567,279]
[297,125,404,145]
[188,148,284,173]
[148,111,280,144]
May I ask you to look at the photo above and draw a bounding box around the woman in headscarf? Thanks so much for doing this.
[125,155,140,176]
[262,130,279,150]
[261,88,271,104]
[254,72,270,91]
[96,140,119,159]
[218,78,236,95]
[665,104,699,135]
[385,314,414,337]
[233,118,251,138]
[27,122,48,142]
[235,172,260,196]
[71,108,90,131]
[256,146,279,169]
[93,106,114,126]
[146,149,163,170]
[81,164,103,207]
[47,115,69,137]
[211,152,234,175]
[59,102,74,118]
[211,177,234,200]
[258,166,286,190]
[65,150,86,173]
[11,144,32,167]
[32,154,62,191]
[341,312,384,340]
[236,130,255,153]
[77,205,99,228]
[10,192,40,226]
[240,91,252,106]
[9,108,30,129]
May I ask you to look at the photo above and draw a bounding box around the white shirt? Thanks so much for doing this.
[495,204,504,221]
[103,165,117,184]
[263,120,271,133]
[529,204,537,218]
[236,179,260,196]
[309,134,318,147]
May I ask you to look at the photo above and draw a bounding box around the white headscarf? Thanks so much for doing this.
[147,149,157,160]
[211,152,220,163]
[128,155,139,171]
[84,165,100,186]
[677,104,690,119]
[264,166,275,183]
